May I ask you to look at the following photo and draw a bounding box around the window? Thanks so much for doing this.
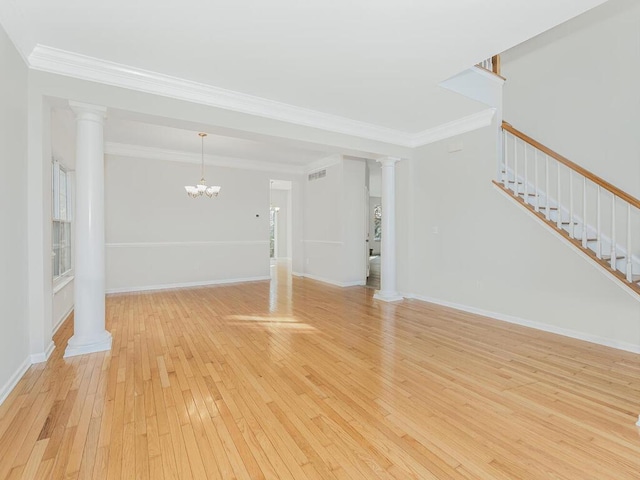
[374,204,382,241]
[52,162,73,280]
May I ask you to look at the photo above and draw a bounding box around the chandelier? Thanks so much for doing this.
[185,132,221,198]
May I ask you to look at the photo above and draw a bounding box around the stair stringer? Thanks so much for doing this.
[494,171,640,301]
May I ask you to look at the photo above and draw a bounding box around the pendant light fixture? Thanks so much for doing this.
[184,132,221,198]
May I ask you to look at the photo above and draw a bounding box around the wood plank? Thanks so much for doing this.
[0,263,639,478]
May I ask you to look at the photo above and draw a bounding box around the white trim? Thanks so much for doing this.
[53,306,74,335]
[298,273,365,287]
[410,108,496,147]
[373,291,405,302]
[106,143,305,175]
[292,271,304,277]
[302,240,343,245]
[64,334,112,358]
[28,45,494,148]
[28,45,414,146]
[494,184,640,303]
[52,274,74,294]
[0,357,31,407]
[106,240,269,248]
[106,275,271,295]
[403,293,640,355]
[471,65,507,85]
[30,341,55,364]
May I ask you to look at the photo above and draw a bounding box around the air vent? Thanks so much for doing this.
[308,169,326,181]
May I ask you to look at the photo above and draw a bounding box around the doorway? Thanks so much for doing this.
[269,179,293,277]
[366,160,381,289]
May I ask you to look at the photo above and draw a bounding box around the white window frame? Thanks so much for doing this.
[52,161,74,288]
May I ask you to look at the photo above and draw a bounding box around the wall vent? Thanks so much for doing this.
[308,169,326,181]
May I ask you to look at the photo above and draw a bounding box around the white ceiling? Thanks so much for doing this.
[53,107,333,170]
[3,0,607,137]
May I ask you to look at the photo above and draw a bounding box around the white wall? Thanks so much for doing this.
[105,154,301,292]
[303,160,344,283]
[400,124,640,352]
[342,158,367,285]
[0,24,30,402]
[302,157,366,286]
[502,0,640,198]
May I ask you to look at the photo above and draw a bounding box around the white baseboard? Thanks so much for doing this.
[298,272,365,288]
[404,293,640,355]
[0,357,31,407]
[30,341,56,364]
[53,306,74,335]
[106,276,271,294]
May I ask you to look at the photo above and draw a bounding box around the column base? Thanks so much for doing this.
[373,291,404,302]
[64,331,112,358]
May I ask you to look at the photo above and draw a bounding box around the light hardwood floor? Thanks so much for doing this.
[1,264,640,479]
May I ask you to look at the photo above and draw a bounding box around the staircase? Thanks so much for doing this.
[494,121,640,296]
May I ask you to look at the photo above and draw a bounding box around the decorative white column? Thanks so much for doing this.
[374,157,403,302]
[65,102,112,357]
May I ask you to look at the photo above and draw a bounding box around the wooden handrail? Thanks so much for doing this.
[502,121,640,210]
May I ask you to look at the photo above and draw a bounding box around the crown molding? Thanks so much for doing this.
[105,142,305,175]
[410,107,496,148]
[29,45,495,149]
[29,45,415,146]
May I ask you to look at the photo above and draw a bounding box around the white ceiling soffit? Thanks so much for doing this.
[104,117,330,165]
[5,0,608,145]
[105,142,306,175]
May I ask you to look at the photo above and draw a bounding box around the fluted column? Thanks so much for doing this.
[374,157,403,302]
[64,101,112,357]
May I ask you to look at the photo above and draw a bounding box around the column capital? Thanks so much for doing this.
[377,156,402,167]
[69,101,107,124]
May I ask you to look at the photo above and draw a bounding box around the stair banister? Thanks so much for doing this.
[502,122,640,209]
[498,121,640,296]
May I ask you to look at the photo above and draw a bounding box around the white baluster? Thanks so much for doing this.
[545,155,550,221]
[582,177,588,248]
[502,132,508,187]
[611,195,617,271]
[596,186,601,259]
[569,171,574,238]
[627,203,633,282]
[534,149,539,212]
[513,139,518,197]
[556,163,562,229]
[523,145,529,204]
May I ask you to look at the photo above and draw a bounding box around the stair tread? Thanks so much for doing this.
[496,178,639,292]
[600,255,625,261]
